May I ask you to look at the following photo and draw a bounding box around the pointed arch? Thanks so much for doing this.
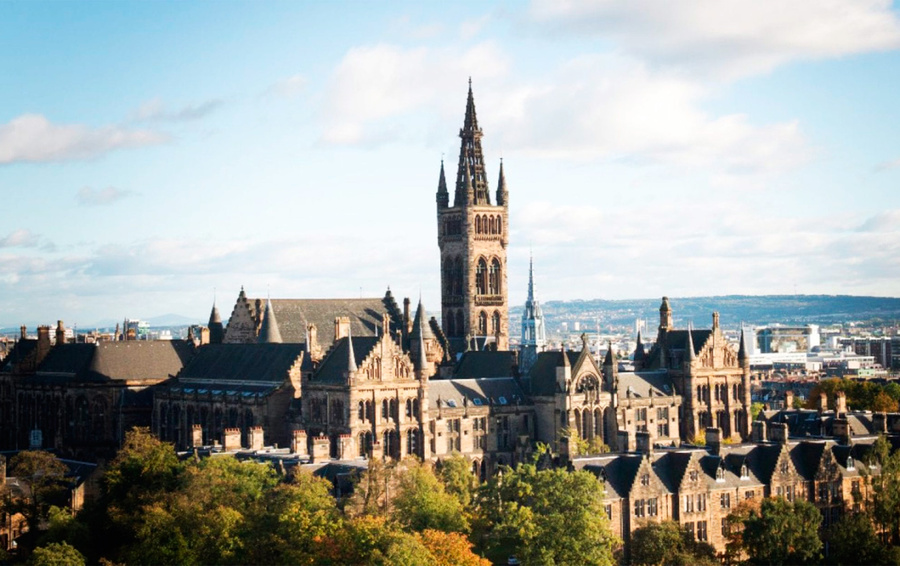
[478,311,488,335]
[489,258,501,295]
[475,215,482,234]
[476,258,487,295]
[492,311,501,335]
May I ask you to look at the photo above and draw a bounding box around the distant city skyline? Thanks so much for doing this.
[2,1,900,328]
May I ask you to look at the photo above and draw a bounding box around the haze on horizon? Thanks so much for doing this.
[2,1,899,329]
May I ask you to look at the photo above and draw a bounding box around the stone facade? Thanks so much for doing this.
[437,82,509,351]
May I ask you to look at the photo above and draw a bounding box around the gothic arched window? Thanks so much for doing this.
[476,258,487,295]
[455,311,464,338]
[492,311,501,335]
[475,215,482,234]
[497,215,502,234]
[478,311,488,335]
[443,258,453,295]
[489,259,501,295]
[452,258,463,296]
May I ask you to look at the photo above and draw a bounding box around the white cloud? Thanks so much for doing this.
[76,186,137,206]
[321,42,510,145]
[485,54,809,173]
[0,229,40,248]
[0,114,167,164]
[528,0,900,79]
[856,209,900,232]
[132,98,222,122]
[265,75,307,98]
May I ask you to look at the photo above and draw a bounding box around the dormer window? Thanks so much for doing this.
[716,466,725,482]
[740,464,749,480]
[847,457,855,471]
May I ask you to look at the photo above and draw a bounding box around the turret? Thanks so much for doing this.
[436,159,449,209]
[208,300,225,344]
[603,341,618,391]
[685,323,696,370]
[659,296,673,330]
[496,158,508,207]
[634,331,646,368]
[257,298,283,344]
[55,320,66,345]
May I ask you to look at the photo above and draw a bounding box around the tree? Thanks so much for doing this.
[417,530,490,566]
[8,451,69,537]
[392,459,468,534]
[438,454,479,509]
[750,402,765,421]
[869,435,900,545]
[872,391,899,414]
[474,463,618,565]
[28,541,86,566]
[316,515,433,566]
[825,512,900,565]
[740,498,822,565]
[273,469,343,566]
[629,520,717,566]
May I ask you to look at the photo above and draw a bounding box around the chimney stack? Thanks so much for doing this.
[706,427,723,456]
[784,390,795,410]
[334,316,351,341]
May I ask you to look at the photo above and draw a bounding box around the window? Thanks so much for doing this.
[648,498,658,516]
[745,490,755,500]
[634,499,645,518]
[641,474,650,486]
[605,504,613,520]
[657,407,669,421]
[780,461,789,475]
[721,517,729,537]
[636,408,647,422]
[689,470,699,482]
[740,464,749,479]
[720,493,731,509]
[697,521,708,542]
[475,259,487,295]
[698,493,707,511]
[658,422,670,437]
[716,466,725,482]
[685,522,695,540]
[478,311,487,335]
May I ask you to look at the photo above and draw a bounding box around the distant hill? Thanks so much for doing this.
[510,295,900,333]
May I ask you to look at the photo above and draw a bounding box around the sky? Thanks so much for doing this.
[2,0,900,328]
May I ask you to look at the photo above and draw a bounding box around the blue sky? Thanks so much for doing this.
[2,0,899,328]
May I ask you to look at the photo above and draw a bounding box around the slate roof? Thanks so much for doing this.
[527,350,580,396]
[176,343,307,383]
[246,297,392,345]
[427,377,527,408]
[313,336,380,385]
[761,408,875,438]
[1,339,38,372]
[618,370,675,399]
[666,330,712,355]
[453,351,517,379]
[25,341,194,384]
[583,454,643,499]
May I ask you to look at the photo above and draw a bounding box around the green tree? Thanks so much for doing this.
[629,520,717,566]
[317,515,433,566]
[825,511,900,565]
[392,459,468,534]
[8,451,69,537]
[274,469,342,565]
[474,463,618,565]
[869,435,900,545]
[28,541,86,566]
[740,497,822,565]
[438,453,478,509]
[750,402,765,421]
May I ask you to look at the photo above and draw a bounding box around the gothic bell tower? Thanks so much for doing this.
[436,80,509,351]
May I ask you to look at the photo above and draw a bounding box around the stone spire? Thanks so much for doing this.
[496,158,508,206]
[417,323,429,372]
[346,326,357,373]
[257,298,283,344]
[634,331,646,365]
[738,328,749,366]
[411,298,434,341]
[208,300,224,344]
[604,341,616,368]
[436,159,449,209]
[685,322,696,364]
[454,79,490,207]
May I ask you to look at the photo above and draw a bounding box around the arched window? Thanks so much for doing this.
[475,215,482,234]
[382,399,389,420]
[407,429,419,456]
[455,311,464,338]
[476,258,487,295]
[413,399,419,418]
[488,215,495,234]
[497,216,502,234]
[492,311,501,335]
[358,401,365,421]
[489,259,501,295]
[443,258,453,295]
[446,310,455,336]
[478,311,488,335]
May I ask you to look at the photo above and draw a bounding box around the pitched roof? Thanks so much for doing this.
[427,377,526,408]
[177,343,306,383]
[666,329,712,356]
[313,336,380,385]
[527,350,579,396]
[618,370,675,399]
[30,341,193,383]
[453,351,517,379]
[245,297,391,345]
[1,339,38,372]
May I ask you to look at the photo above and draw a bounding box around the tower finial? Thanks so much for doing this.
[686,322,696,362]
[347,326,357,373]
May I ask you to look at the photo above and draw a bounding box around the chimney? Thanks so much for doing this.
[200,327,210,345]
[20,325,27,339]
[223,428,241,451]
[751,420,767,443]
[835,391,847,417]
[191,424,204,448]
[334,316,351,341]
[784,390,795,410]
[56,320,66,345]
[636,430,652,457]
[706,427,723,456]
[339,434,353,459]
[833,418,851,445]
[403,297,411,334]
[819,392,828,413]
[291,429,308,457]
[36,326,52,361]
[769,422,788,444]
[249,426,265,451]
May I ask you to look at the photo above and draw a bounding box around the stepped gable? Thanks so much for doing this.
[312,336,380,385]
[1,339,38,373]
[175,343,308,383]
